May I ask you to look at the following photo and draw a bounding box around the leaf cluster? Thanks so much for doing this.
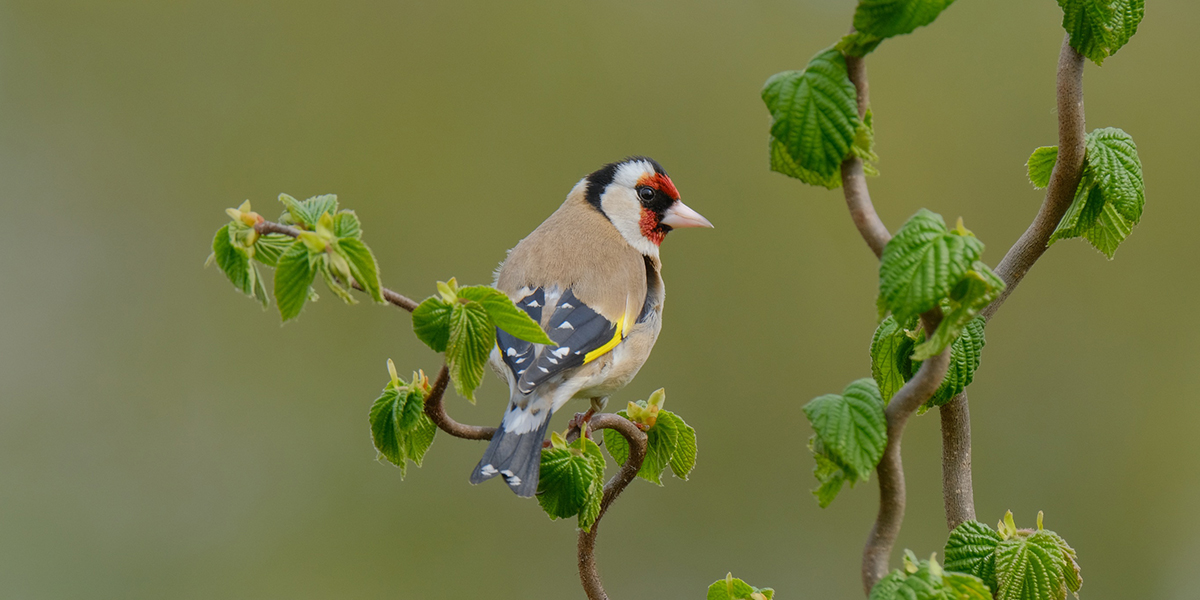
[368,361,437,478]
[1039,127,1145,258]
[878,209,1003,361]
[411,279,553,401]
[841,0,959,57]
[207,195,385,321]
[604,389,698,485]
[945,512,1081,600]
[802,378,885,507]
[871,315,985,413]
[869,551,991,600]
[706,573,774,600]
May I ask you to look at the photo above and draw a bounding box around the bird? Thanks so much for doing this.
[469,156,712,497]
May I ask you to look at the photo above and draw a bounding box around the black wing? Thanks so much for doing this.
[494,288,619,395]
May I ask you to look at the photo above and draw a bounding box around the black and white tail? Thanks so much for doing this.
[469,395,553,497]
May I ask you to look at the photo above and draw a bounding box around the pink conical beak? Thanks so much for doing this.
[660,200,713,229]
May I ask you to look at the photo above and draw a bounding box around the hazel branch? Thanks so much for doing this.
[423,365,496,440]
[576,414,648,600]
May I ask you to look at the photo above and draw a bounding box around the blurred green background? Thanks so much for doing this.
[1,1,1195,598]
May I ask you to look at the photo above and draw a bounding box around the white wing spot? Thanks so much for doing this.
[538,366,550,373]
[547,357,558,364]
[561,302,573,309]
[505,347,517,357]
[515,356,527,364]
[551,346,570,358]
[526,300,541,307]
[558,321,574,330]
[480,464,499,476]
[500,470,522,486]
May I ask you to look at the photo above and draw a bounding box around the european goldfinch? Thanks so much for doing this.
[470,157,712,497]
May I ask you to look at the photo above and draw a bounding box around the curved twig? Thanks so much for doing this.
[937,37,1087,531]
[423,365,495,440]
[861,314,949,593]
[841,55,892,258]
[577,414,648,600]
[253,219,421,312]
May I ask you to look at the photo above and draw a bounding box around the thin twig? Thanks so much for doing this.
[422,365,495,440]
[937,37,1087,532]
[861,314,949,593]
[253,219,421,312]
[577,414,648,600]
[841,55,892,258]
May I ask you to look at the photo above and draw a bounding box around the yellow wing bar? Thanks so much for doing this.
[583,313,626,364]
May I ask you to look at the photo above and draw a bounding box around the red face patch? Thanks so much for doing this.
[635,173,680,201]
[640,208,666,246]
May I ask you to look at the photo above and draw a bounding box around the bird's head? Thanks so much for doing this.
[583,157,712,256]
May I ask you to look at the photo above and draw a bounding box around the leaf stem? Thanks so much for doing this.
[253,220,420,312]
[576,413,648,600]
[840,54,891,258]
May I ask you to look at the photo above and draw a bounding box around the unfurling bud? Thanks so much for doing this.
[386,358,401,389]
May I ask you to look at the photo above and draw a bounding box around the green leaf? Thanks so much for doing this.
[333,210,362,240]
[1050,127,1145,258]
[369,385,437,478]
[921,317,986,411]
[274,240,317,322]
[319,260,356,304]
[278,193,339,229]
[412,296,454,353]
[1026,146,1058,189]
[537,437,605,529]
[995,531,1081,600]
[337,238,384,303]
[803,378,886,481]
[665,412,697,480]
[446,301,494,402]
[706,574,774,600]
[809,437,848,507]
[1058,0,1144,65]
[459,285,555,345]
[252,233,293,267]
[870,551,991,600]
[945,520,1003,590]
[871,315,918,403]
[854,0,958,40]
[211,224,252,295]
[838,31,885,58]
[879,209,985,325]
[603,407,695,484]
[762,48,861,186]
[911,263,1002,361]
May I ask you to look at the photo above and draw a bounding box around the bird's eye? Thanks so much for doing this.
[637,187,655,202]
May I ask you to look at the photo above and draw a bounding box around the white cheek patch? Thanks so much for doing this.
[600,185,661,258]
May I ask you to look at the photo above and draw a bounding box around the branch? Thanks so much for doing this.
[981,36,1087,320]
[422,365,496,440]
[841,55,892,259]
[937,36,1087,531]
[253,220,421,312]
[861,314,950,593]
[577,414,648,600]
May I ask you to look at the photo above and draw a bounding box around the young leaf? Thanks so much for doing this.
[870,315,917,402]
[253,233,293,267]
[446,301,494,401]
[769,135,843,189]
[944,520,1003,589]
[278,193,339,229]
[537,436,605,528]
[274,240,317,322]
[762,48,861,186]
[333,210,362,240]
[1026,146,1058,189]
[412,296,454,353]
[459,285,555,345]
[837,31,884,58]
[995,531,1081,600]
[369,384,437,478]
[854,0,958,40]
[911,263,1002,361]
[337,238,384,303]
[879,209,985,325]
[211,224,252,295]
[706,573,774,600]
[1058,0,1144,65]
[803,378,886,482]
[577,437,607,532]
[869,551,991,600]
[922,317,986,411]
[664,412,697,480]
[1050,127,1145,258]
[809,438,848,507]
